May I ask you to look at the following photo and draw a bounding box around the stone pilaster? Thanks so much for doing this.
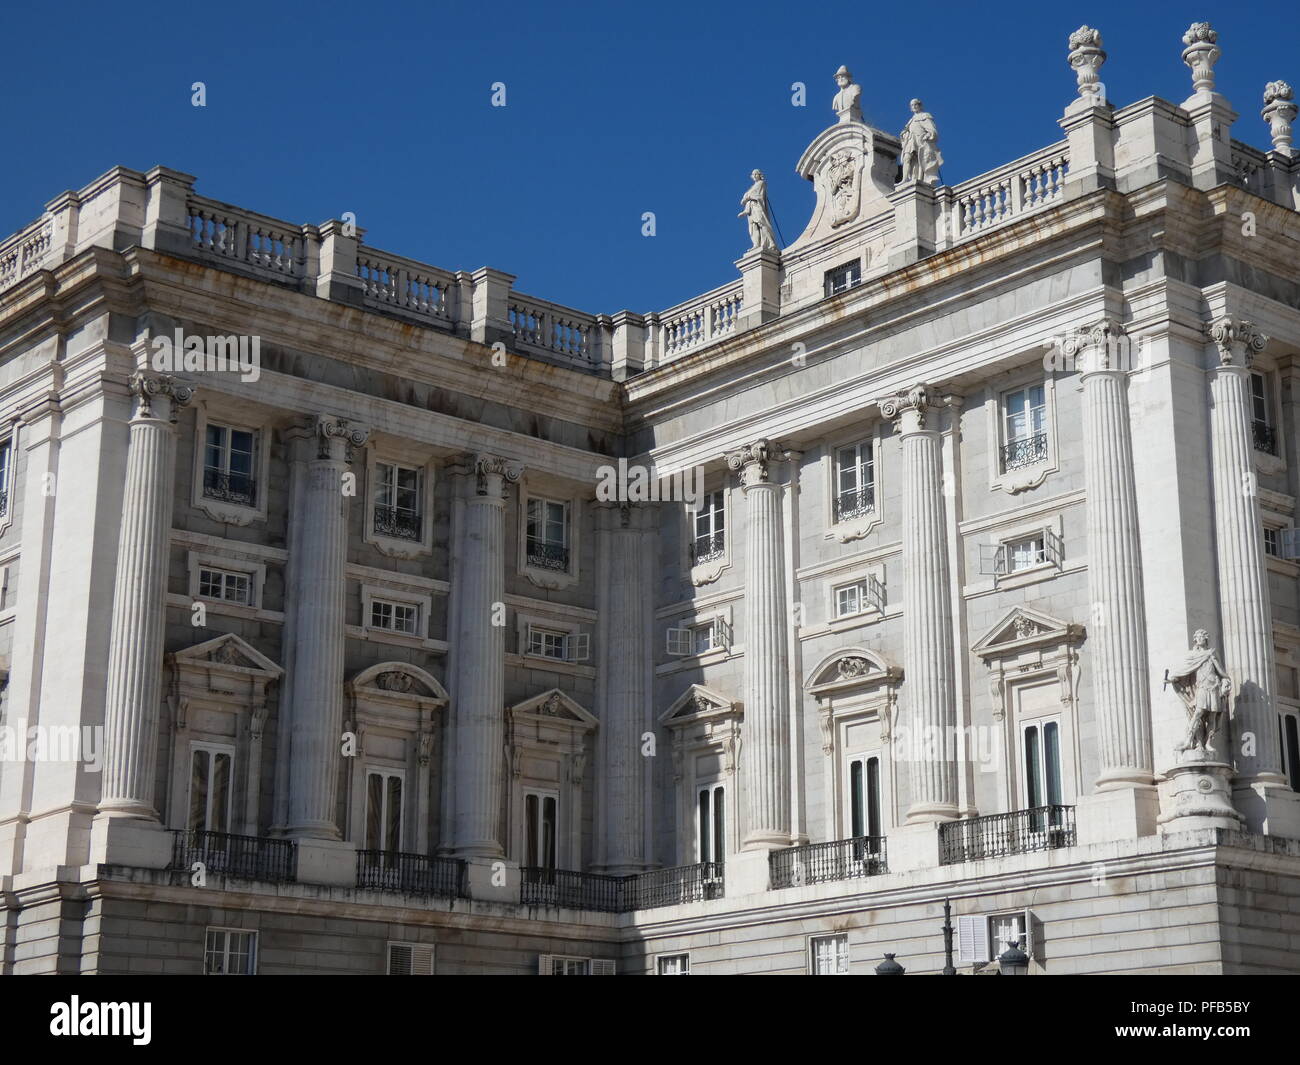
[880,386,958,823]
[1072,321,1156,791]
[99,373,193,819]
[1205,316,1300,834]
[725,439,793,849]
[594,501,653,873]
[284,415,369,839]
[449,454,521,858]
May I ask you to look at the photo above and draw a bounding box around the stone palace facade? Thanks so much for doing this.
[4,22,1300,975]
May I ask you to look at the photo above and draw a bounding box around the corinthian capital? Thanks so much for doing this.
[316,415,370,461]
[1208,315,1268,367]
[130,371,194,422]
[474,453,523,496]
[725,438,784,488]
[879,382,942,431]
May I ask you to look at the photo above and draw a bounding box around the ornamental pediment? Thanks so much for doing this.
[510,688,598,729]
[972,607,1084,658]
[805,647,901,694]
[349,662,448,705]
[660,684,741,727]
[172,633,282,676]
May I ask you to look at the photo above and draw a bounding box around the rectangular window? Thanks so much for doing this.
[198,566,252,605]
[697,784,726,863]
[657,953,690,975]
[1023,719,1063,831]
[203,424,257,506]
[692,491,726,564]
[525,790,558,871]
[988,912,1029,959]
[550,956,590,975]
[1279,711,1300,792]
[833,442,875,523]
[1265,527,1279,557]
[667,619,730,657]
[188,745,233,833]
[1008,535,1046,572]
[365,769,403,853]
[847,755,883,854]
[0,439,10,516]
[824,260,862,297]
[810,934,849,975]
[370,598,419,635]
[387,942,434,975]
[204,928,256,975]
[374,461,422,541]
[1002,385,1048,470]
[527,625,568,660]
[526,498,569,571]
[836,583,863,618]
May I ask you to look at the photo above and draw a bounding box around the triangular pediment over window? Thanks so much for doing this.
[509,688,598,729]
[172,632,282,677]
[659,684,741,727]
[972,607,1084,659]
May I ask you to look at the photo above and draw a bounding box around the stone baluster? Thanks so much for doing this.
[449,454,521,857]
[284,415,369,838]
[99,373,193,818]
[880,386,959,823]
[725,440,793,849]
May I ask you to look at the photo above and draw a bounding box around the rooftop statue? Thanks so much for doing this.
[899,98,943,185]
[833,65,862,124]
[739,169,778,252]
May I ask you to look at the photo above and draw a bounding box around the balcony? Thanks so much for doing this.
[356,850,467,898]
[525,539,569,572]
[169,830,296,882]
[1254,420,1278,456]
[690,532,726,566]
[373,504,422,541]
[520,862,725,912]
[769,836,887,889]
[939,805,1076,865]
[202,468,256,507]
[1000,431,1048,472]
[833,486,875,524]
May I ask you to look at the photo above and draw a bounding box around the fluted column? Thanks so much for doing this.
[594,501,653,873]
[449,454,520,858]
[284,415,369,838]
[726,440,792,849]
[881,385,959,822]
[1073,320,1154,788]
[1207,316,1285,787]
[100,373,194,818]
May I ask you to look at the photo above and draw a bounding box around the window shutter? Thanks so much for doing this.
[956,915,989,964]
[978,544,1005,576]
[1281,528,1300,560]
[388,943,434,975]
[537,953,557,975]
[590,958,616,975]
[666,628,691,656]
[566,632,590,662]
[865,574,885,613]
[715,618,733,649]
[1045,529,1063,566]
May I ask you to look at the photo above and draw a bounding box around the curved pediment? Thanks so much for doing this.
[806,647,901,693]
[349,662,448,704]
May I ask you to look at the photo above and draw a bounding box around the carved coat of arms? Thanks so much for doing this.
[828,151,861,227]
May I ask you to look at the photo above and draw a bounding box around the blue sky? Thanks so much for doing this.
[3,0,1293,314]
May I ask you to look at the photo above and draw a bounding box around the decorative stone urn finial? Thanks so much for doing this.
[1067,26,1107,108]
[1181,22,1221,96]
[1262,81,1297,156]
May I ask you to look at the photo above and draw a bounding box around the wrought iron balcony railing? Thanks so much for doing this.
[373,504,422,541]
[1254,420,1279,456]
[520,862,725,912]
[356,850,467,898]
[769,836,886,888]
[202,468,257,507]
[0,489,7,516]
[525,539,569,571]
[1000,431,1048,472]
[833,486,875,524]
[170,829,296,882]
[938,805,1076,865]
[690,532,726,565]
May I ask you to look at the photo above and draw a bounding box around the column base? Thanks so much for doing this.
[741,829,791,852]
[887,821,942,872]
[466,857,519,903]
[89,813,172,870]
[1233,780,1300,839]
[1157,762,1244,833]
[285,818,341,842]
[450,840,505,860]
[904,801,959,825]
[293,837,357,887]
[1077,785,1159,845]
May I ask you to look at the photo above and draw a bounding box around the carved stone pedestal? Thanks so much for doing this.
[1158,759,1245,833]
